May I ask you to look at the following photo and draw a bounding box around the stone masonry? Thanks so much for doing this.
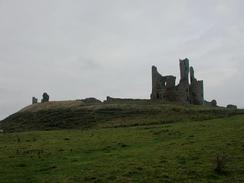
[151,58,204,105]
[41,92,49,103]
[32,97,38,104]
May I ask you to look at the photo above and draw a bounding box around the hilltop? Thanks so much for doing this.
[1,100,243,132]
[2,58,240,133]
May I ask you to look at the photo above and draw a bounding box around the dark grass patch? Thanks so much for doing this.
[39,166,57,172]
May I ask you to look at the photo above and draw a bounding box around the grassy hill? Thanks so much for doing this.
[0,101,244,182]
[1,100,244,132]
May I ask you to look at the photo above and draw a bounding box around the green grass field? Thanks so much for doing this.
[0,112,243,183]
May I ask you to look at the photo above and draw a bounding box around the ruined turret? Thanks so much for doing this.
[189,67,204,105]
[179,58,190,83]
[190,66,195,84]
[41,93,49,103]
[177,58,190,103]
[151,66,160,99]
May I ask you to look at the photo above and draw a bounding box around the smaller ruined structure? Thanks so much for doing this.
[227,104,237,109]
[205,100,217,107]
[151,58,204,105]
[81,98,102,104]
[41,93,49,103]
[32,97,38,104]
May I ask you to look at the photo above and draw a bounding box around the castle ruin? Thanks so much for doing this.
[29,59,224,107]
[151,58,204,105]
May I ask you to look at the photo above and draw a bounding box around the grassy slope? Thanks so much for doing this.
[0,115,244,183]
[1,101,244,132]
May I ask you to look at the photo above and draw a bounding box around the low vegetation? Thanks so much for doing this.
[0,102,243,182]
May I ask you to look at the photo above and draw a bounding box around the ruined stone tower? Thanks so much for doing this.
[178,58,190,103]
[180,58,190,82]
[151,58,204,105]
[189,67,204,104]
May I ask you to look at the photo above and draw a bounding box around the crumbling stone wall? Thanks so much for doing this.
[41,93,49,103]
[227,104,237,109]
[32,97,38,104]
[81,98,102,104]
[151,66,178,101]
[177,59,190,103]
[151,58,205,105]
[106,96,149,103]
[189,67,204,105]
[204,100,217,107]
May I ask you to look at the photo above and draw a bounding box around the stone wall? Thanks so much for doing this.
[106,96,149,103]
[81,98,102,104]
[227,104,237,109]
[41,93,49,103]
[32,97,38,104]
[151,66,178,102]
[189,67,204,105]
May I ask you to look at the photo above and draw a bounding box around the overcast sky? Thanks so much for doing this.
[0,0,244,120]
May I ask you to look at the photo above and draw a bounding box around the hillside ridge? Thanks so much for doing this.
[1,101,244,132]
